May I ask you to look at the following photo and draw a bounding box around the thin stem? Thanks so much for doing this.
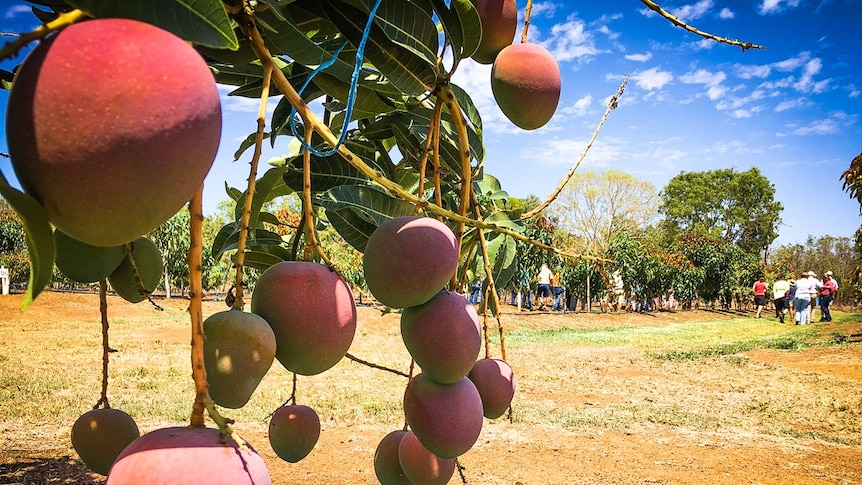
[345,353,410,378]
[521,77,628,220]
[0,9,87,62]
[301,126,333,265]
[233,63,273,309]
[471,197,507,361]
[94,279,110,409]
[188,187,208,428]
[639,0,765,50]
[520,0,534,43]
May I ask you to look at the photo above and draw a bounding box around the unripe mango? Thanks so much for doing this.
[268,404,321,463]
[363,216,458,309]
[401,291,482,384]
[203,310,276,409]
[398,431,455,485]
[251,261,356,375]
[403,373,483,459]
[107,427,271,484]
[107,237,163,303]
[6,18,221,247]
[491,43,561,130]
[471,0,518,64]
[468,358,516,419]
[54,230,125,283]
[373,430,411,485]
[71,408,140,476]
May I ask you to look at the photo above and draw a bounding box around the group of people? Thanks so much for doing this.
[752,271,838,324]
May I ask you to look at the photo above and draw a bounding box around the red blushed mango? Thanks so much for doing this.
[6,18,221,247]
[401,290,482,384]
[251,261,356,375]
[491,42,561,130]
[71,408,140,476]
[373,430,411,485]
[398,431,455,485]
[363,216,458,309]
[471,0,518,64]
[468,358,516,419]
[203,310,276,409]
[403,373,484,459]
[106,427,271,484]
[268,405,321,463]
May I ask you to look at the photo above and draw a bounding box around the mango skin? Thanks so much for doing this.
[71,408,140,476]
[54,230,125,283]
[251,261,357,375]
[398,431,455,485]
[106,427,271,484]
[107,237,163,303]
[491,42,561,130]
[471,0,518,64]
[401,291,482,384]
[268,404,321,463]
[373,430,411,485]
[6,18,221,247]
[468,358,516,419]
[203,310,276,409]
[402,373,484,459]
[363,216,458,309]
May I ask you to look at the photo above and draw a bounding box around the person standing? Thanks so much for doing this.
[536,263,553,311]
[786,279,797,323]
[808,271,821,323]
[819,275,836,322]
[771,275,790,323]
[550,270,564,311]
[752,276,768,318]
[794,271,817,325]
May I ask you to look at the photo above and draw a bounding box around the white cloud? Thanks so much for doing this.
[794,58,830,93]
[530,137,623,167]
[729,107,762,118]
[625,52,653,62]
[544,19,603,63]
[632,67,674,90]
[681,68,728,100]
[563,95,593,117]
[758,0,802,15]
[774,98,811,112]
[671,0,714,22]
[792,118,840,135]
[719,8,735,19]
[735,52,811,79]
[4,5,30,18]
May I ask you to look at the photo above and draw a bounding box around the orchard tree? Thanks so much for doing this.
[0,0,767,482]
[660,167,783,256]
[149,211,191,298]
[0,198,28,287]
[840,148,862,303]
[547,169,659,254]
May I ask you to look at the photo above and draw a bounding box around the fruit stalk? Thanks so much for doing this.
[96,279,110,409]
[415,98,443,211]
[521,0,534,43]
[471,201,507,361]
[188,186,208,428]
[301,127,331,264]
[520,77,629,220]
[233,64,274,309]
[0,9,87,62]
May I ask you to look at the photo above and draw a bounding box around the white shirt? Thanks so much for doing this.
[795,277,818,298]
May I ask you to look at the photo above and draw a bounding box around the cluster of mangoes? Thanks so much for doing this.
[364,216,516,484]
[471,0,562,130]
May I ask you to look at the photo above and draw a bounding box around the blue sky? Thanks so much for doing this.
[2,0,861,249]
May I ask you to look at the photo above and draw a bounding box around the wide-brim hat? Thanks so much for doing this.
[808,271,817,277]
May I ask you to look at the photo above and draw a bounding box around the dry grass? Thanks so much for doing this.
[1,292,861,484]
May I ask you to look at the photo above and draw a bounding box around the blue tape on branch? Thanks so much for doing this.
[290,0,384,158]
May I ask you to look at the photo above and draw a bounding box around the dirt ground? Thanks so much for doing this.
[1,291,861,484]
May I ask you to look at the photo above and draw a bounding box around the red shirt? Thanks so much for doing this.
[821,279,836,296]
[753,281,767,296]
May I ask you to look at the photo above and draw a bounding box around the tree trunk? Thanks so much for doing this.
[164,265,171,299]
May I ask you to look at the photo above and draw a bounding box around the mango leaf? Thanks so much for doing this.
[235,249,286,271]
[316,184,414,226]
[211,221,239,260]
[312,72,398,119]
[319,0,438,96]
[450,82,483,134]
[217,228,286,256]
[67,0,238,49]
[280,152,368,193]
[371,0,439,66]
[0,172,54,309]
[259,8,356,81]
[430,0,480,61]
[324,207,378,252]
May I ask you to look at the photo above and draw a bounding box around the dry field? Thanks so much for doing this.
[1,291,861,484]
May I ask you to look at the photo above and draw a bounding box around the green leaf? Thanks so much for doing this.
[67,0,238,49]
[450,0,482,60]
[316,184,415,226]
[0,173,55,309]
[320,0,438,96]
[312,72,398,119]
[211,221,240,260]
[233,167,292,230]
[281,152,368,193]
[237,249,286,271]
[324,207,378,252]
[372,0,439,67]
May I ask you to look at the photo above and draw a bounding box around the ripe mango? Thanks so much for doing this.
[471,0,518,64]
[491,43,561,130]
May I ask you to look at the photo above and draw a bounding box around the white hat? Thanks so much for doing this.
[826,271,833,276]
[808,271,816,277]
